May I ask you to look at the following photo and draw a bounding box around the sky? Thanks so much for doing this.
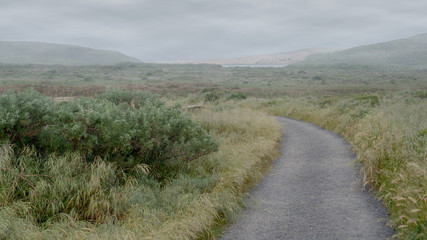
[1,0,427,61]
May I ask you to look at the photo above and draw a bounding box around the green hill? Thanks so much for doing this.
[300,33,427,68]
[0,41,141,65]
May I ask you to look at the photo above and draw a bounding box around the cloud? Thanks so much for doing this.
[1,0,427,60]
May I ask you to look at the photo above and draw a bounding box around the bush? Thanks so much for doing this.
[227,92,247,101]
[0,89,218,173]
[312,75,323,80]
[204,92,221,102]
[0,89,53,146]
[353,94,380,107]
[412,89,427,99]
[96,88,163,108]
[83,76,94,82]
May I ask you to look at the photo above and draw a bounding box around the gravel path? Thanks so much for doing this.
[219,117,395,240]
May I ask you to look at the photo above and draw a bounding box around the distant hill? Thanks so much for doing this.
[299,33,427,68]
[0,41,141,65]
[151,48,340,65]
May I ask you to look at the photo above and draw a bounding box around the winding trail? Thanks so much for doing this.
[220,117,394,240]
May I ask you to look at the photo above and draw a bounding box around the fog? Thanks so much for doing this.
[1,0,427,61]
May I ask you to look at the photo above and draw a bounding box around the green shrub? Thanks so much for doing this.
[201,87,218,93]
[312,75,323,80]
[353,94,380,107]
[0,89,53,146]
[96,88,163,108]
[412,89,427,99]
[0,89,218,174]
[83,76,94,82]
[204,92,221,102]
[227,92,247,101]
[335,94,379,116]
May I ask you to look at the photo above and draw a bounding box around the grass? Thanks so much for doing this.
[1,62,426,239]
[0,99,281,239]
[240,92,426,239]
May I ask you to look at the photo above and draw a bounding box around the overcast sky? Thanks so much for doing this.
[1,0,427,61]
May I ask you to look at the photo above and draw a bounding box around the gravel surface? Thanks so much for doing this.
[219,117,395,240]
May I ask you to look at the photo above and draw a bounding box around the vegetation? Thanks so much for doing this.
[1,62,426,95]
[0,40,426,238]
[0,89,217,174]
[0,89,281,239]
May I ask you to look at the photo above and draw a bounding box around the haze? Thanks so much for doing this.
[1,0,427,61]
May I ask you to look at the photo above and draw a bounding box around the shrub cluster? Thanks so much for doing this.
[203,91,248,102]
[0,88,218,171]
[227,92,247,101]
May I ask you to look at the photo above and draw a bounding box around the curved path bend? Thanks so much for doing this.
[220,117,394,240]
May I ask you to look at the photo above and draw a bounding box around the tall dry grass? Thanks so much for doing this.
[242,93,426,239]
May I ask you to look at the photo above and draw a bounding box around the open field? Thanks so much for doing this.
[0,62,426,239]
[1,63,427,96]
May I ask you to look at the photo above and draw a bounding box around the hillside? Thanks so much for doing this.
[152,48,340,65]
[300,33,427,68]
[0,41,141,65]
